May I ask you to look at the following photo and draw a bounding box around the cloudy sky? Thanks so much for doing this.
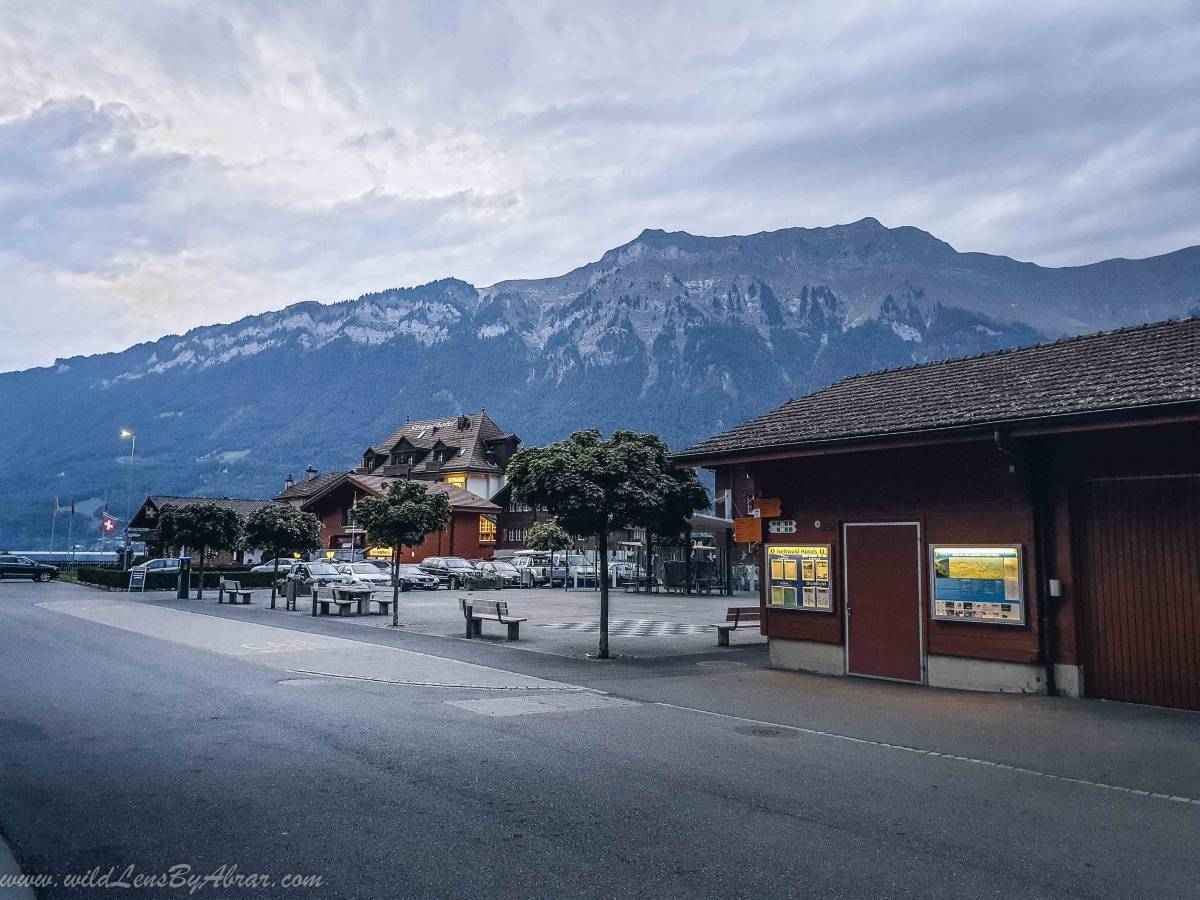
[1,1,1198,372]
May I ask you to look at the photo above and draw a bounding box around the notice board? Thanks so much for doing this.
[930,545,1024,624]
[766,544,832,612]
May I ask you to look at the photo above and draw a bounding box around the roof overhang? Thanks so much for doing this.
[673,400,1200,469]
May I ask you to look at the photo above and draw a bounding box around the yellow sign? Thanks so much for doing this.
[765,544,833,612]
[366,547,393,559]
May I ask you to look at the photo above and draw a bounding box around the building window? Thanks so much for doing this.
[444,472,467,489]
[479,515,497,543]
[505,528,528,543]
[509,498,533,513]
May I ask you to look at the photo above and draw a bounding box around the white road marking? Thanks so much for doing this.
[446,693,639,717]
[653,702,1200,807]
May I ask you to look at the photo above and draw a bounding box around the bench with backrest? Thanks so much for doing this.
[311,587,356,617]
[461,597,527,641]
[711,606,761,646]
[218,580,253,605]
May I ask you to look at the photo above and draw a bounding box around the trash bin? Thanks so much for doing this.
[176,556,191,599]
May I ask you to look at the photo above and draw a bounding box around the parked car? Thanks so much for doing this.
[556,552,599,586]
[0,555,58,581]
[129,557,181,575]
[287,561,351,589]
[473,559,522,588]
[511,551,554,587]
[395,564,440,590]
[419,556,501,590]
[335,562,394,589]
[250,557,303,574]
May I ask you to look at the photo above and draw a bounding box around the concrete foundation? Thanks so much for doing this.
[768,638,845,676]
[1053,663,1085,698]
[926,654,1046,694]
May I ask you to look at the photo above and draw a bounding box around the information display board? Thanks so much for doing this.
[766,544,832,612]
[930,545,1024,624]
[127,569,146,592]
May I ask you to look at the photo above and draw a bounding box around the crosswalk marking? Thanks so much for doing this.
[535,619,710,636]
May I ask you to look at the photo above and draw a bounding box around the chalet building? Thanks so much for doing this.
[126,495,272,564]
[676,317,1200,711]
[275,411,519,561]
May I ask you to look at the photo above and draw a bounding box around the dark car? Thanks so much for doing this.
[395,564,440,590]
[419,556,501,590]
[0,555,58,582]
[473,559,522,588]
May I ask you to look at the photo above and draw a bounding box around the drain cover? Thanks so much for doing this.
[733,725,795,738]
[275,678,326,687]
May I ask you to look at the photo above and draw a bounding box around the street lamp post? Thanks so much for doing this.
[120,430,136,563]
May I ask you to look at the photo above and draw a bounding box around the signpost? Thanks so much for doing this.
[734,516,761,543]
[751,497,782,518]
[128,568,146,592]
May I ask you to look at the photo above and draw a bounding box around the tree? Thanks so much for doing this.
[157,502,244,600]
[525,521,573,588]
[507,430,708,658]
[526,521,572,552]
[352,481,450,627]
[244,504,322,609]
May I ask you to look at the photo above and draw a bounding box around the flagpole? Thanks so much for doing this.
[67,501,75,562]
[50,506,57,553]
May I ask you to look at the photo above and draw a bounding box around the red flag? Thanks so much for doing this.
[101,513,119,534]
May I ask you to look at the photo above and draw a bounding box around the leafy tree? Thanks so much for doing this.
[244,503,322,608]
[352,481,450,627]
[525,521,573,588]
[157,502,244,600]
[525,521,572,553]
[507,429,708,658]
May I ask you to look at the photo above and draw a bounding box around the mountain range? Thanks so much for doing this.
[2,217,1199,548]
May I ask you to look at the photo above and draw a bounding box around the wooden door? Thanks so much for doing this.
[1074,477,1200,710]
[844,523,923,682]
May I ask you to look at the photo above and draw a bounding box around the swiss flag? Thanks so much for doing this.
[100,513,119,534]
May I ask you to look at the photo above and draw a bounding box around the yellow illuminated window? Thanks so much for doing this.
[444,472,467,489]
[479,515,497,543]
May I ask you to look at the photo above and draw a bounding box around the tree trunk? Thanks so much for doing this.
[597,529,610,659]
[196,544,206,600]
[270,553,280,609]
[391,547,401,627]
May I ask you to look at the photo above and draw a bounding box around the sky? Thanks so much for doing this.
[1,0,1198,372]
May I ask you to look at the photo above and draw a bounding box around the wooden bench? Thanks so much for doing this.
[218,580,253,605]
[461,598,527,641]
[712,606,761,646]
[312,587,355,617]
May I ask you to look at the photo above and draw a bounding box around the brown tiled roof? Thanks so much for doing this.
[274,472,346,501]
[369,411,516,474]
[300,472,500,512]
[148,496,273,516]
[676,317,1200,462]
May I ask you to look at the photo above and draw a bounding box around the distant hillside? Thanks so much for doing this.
[2,217,1198,547]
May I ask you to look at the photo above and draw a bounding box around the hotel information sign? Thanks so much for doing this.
[930,545,1024,625]
[766,544,832,612]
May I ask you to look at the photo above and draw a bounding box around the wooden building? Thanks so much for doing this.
[126,495,272,564]
[274,411,515,561]
[676,318,1200,711]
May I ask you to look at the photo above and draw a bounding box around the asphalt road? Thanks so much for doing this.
[1,581,1198,899]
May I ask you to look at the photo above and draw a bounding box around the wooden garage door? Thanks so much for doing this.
[1074,477,1200,710]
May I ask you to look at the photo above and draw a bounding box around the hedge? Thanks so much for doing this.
[76,567,277,591]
